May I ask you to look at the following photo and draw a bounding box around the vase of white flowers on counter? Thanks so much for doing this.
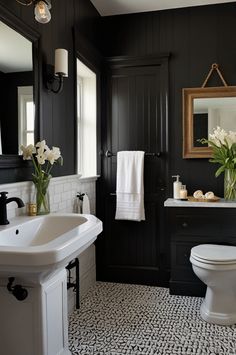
[21,140,63,214]
[199,126,236,200]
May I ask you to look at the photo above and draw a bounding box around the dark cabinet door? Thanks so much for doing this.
[96,55,169,285]
[168,208,236,297]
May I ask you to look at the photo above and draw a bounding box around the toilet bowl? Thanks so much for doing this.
[190,244,236,325]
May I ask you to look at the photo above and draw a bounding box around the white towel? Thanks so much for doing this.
[82,194,91,214]
[115,151,145,221]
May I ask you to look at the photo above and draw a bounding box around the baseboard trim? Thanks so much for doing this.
[169,279,206,297]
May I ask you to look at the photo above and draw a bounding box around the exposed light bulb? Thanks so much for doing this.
[34,1,51,24]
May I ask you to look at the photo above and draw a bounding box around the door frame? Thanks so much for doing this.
[97,53,171,285]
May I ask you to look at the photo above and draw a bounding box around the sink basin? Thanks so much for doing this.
[0,213,102,355]
[0,213,102,276]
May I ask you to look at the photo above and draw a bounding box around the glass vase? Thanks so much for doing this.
[34,179,50,215]
[224,169,236,201]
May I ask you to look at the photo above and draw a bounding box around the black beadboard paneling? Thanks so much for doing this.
[96,3,236,285]
[0,0,235,190]
[0,0,101,182]
[101,3,236,196]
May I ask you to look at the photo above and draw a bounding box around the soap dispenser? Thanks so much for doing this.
[172,175,182,199]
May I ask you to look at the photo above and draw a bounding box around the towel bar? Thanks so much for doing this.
[105,150,161,158]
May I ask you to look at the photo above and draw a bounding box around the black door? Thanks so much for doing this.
[97,55,170,286]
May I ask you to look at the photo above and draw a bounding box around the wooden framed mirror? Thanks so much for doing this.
[183,86,236,158]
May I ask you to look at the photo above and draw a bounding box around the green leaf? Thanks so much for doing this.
[215,165,225,177]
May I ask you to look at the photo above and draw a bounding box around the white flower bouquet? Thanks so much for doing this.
[21,140,63,214]
[199,126,236,200]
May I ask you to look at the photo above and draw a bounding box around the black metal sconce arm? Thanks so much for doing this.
[46,73,64,94]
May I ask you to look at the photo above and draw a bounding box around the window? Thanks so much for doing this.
[18,86,34,151]
[77,59,97,177]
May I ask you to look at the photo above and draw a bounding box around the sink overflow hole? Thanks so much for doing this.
[15,229,19,235]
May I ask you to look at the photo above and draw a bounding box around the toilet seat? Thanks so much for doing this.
[190,244,236,269]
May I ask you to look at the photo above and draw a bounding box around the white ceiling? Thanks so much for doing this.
[90,0,235,16]
[0,21,32,73]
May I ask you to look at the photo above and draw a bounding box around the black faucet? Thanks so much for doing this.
[0,191,25,225]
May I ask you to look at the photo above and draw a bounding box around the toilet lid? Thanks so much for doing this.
[191,244,236,264]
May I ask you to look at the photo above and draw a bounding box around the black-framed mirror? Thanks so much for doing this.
[0,4,40,168]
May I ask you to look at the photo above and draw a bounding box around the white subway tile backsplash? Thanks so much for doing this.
[61,191,71,202]
[58,201,67,210]
[51,203,59,212]
[0,175,96,217]
[53,194,61,204]
[54,184,64,194]
[72,182,77,189]
[63,182,71,192]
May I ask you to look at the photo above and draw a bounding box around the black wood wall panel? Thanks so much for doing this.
[0,0,101,182]
[95,3,236,286]
[1,1,234,190]
[1,1,235,189]
[101,3,236,196]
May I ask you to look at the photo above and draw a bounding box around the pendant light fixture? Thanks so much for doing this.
[16,0,52,24]
[34,0,51,24]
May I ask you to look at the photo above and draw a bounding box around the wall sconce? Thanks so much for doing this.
[16,0,52,24]
[46,49,68,94]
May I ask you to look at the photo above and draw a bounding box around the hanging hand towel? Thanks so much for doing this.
[82,194,91,214]
[115,151,145,221]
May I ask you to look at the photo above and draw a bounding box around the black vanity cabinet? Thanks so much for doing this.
[167,204,236,297]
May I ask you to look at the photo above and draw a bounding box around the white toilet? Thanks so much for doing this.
[190,244,236,326]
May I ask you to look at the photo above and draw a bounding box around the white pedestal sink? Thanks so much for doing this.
[0,213,102,355]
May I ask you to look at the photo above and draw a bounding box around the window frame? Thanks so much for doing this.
[77,76,83,175]
[18,86,34,152]
[76,59,97,177]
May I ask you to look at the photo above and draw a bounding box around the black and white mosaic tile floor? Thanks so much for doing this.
[68,282,236,355]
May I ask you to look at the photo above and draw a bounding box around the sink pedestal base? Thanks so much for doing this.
[0,269,71,355]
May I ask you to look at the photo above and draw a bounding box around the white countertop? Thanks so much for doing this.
[164,198,236,208]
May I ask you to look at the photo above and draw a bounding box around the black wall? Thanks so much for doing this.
[0,1,235,194]
[101,3,236,196]
[0,0,101,181]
